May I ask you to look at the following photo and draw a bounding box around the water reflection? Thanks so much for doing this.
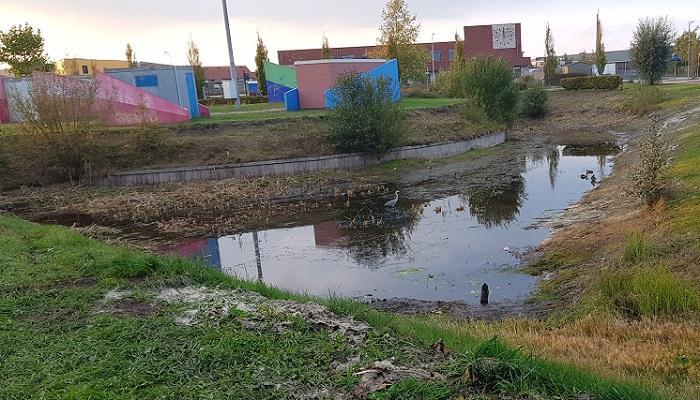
[177,145,618,303]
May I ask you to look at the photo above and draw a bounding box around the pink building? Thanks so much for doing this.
[295,59,388,109]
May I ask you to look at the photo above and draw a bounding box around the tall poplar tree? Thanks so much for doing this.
[187,38,205,99]
[255,32,269,95]
[543,23,558,86]
[321,35,330,59]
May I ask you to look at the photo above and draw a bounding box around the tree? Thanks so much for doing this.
[255,32,269,95]
[186,38,205,99]
[453,32,465,66]
[674,29,699,77]
[371,0,429,81]
[543,23,558,86]
[0,23,50,76]
[631,17,674,85]
[321,35,330,59]
[595,14,608,75]
[125,43,136,67]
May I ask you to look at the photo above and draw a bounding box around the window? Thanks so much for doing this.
[448,49,455,62]
[432,50,442,62]
[135,74,159,87]
[81,65,89,74]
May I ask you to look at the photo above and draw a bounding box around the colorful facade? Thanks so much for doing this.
[264,61,298,103]
[56,58,130,76]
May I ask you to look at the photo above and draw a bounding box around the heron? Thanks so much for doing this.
[384,191,399,208]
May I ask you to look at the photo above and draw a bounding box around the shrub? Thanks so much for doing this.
[621,86,665,115]
[199,96,269,106]
[401,86,439,98]
[561,75,623,90]
[6,73,105,185]
[600,265,700,317]
[461,57,519,123]
[327,72,404,153]
[462,96,490,124]
[520,84,548,118]
[626,116,671,205]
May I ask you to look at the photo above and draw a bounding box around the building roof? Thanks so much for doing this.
[202,66,254,81]
[571,49,631,63]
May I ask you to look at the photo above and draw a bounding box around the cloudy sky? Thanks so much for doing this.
[1,0,697,70]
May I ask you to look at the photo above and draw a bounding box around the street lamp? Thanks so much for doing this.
[221,0,241,108]
[164,51,182,108]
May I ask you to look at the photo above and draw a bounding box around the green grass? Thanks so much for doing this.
[209,102,285,113]
[622,232,660,263]
[193,98,462,124]
[623,83,700,110]
[600,265,700,318]
[0,213,664,399]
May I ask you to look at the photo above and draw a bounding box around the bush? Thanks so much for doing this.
[327,72,404,153]
[621,86,665,116]
[461,57,519,123]
[600,265,700,317]
[520,84,548,118]
[561,75,623,90]
[401,86,439,98]
[626,116,671,205]
[462,96,490,124]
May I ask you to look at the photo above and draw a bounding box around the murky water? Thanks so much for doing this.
[177,144,619,304]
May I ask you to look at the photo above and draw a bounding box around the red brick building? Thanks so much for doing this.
[277,23,531,77]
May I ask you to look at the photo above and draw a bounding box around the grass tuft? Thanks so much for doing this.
[621,232,660,264]
[600,265,700,317]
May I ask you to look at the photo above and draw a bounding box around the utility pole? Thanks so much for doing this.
[689,21,695,80]
[221,0,241,108]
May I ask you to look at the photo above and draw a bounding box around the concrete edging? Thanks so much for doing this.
[97,132,506,187]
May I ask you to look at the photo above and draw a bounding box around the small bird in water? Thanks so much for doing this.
[580,174,588,180]
[480,283,490,305]
[591,174,598,184]
[384,191,399,208]
[586,169,594,175]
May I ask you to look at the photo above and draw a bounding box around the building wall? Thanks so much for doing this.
[463,24,530,67]
[278,42,457,73]
[106,67,199,118]
[0,78,10,124]
[57,58,130,76]
[295,60,384,109]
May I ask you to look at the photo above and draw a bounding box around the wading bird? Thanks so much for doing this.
[384,191,399,208]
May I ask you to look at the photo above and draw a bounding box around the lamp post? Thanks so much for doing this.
[431,33,436,87]
[164,51,182,108]
[221,0,241,108]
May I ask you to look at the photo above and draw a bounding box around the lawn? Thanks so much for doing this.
[0,213,663,399]
[196,97,463,124]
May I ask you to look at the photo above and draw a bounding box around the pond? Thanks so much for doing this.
[175,144,619,305]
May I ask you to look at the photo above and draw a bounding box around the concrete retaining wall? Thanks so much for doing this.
[97,132,505,187]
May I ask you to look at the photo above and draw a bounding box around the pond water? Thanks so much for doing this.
[176,144,619,305]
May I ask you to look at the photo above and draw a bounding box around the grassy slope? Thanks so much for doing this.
[469,84,700,399]
[0,214,660,399]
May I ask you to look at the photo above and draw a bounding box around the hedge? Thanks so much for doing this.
[200,96,269,106]
[561,75,623,91]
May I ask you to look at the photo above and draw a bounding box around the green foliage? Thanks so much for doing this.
[626,116,671,205]
[520,84,548,118]
[462,57,519,123]
[600,265,700,317]
[621,86,666,115]
[186,38,205,100]
[0,23,51,76]
[321,35,330,59]
[437,58,518,123]
[631,17,674,85]
[373,0,429,81]
[327,73,404,153]
[561,75,622,90]
[255,32,269,95]
[543,23,559,86]
[595,14,608,75]
[622,232,660,264]
[453,32,465,66]
[674,29,699,77]
[401,86,439,98]
[462,97,490,125]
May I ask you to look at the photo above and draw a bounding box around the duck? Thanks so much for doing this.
[591,174,598,184]
[580,174,588,180]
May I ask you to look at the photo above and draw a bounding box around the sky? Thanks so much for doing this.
[1,0,698,71]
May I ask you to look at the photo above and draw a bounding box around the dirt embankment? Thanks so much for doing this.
[0,91,632,242]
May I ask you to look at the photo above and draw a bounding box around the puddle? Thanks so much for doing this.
[176,144,619,305]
